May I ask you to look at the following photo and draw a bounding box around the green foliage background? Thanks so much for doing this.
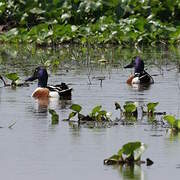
[0,0,180,46]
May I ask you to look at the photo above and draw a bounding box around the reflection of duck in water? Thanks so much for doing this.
[25,66,72,99]
[124,56,154,85]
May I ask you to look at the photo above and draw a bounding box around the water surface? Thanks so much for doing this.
[0,45,180,180]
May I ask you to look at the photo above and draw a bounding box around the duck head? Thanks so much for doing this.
[124,56,144,73]
[25,66,48,87]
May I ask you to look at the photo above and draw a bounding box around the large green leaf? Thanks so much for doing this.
[70,104,82,113]
[163,115,176,127]
[122,141,141,156]
[91,105,102,117]
[147,102,159,113]
[68,111,77,119]
[175,120,180,130]
[123,103,136,113]
[49,109,59,124]
[108,154,120,161]
[5,73,19,82]
[29,8,45,15]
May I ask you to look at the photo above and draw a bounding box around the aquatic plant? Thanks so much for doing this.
[68,104,82,121]
[104,141,150,166]
[5,73,19,86]
[147,102,159,115]
[2,73,29,87]
[1,0,180,46]
[163,115,180,132]
[115,102,137,119]
[123,102,137,117]
[68,104,111,122]
[49,109,59,125]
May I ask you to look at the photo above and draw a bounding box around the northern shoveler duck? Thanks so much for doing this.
[124,56,154,85]
[25,66,72,99]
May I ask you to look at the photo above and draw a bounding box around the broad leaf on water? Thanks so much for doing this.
[123,103,136,113]
[122,141,141,156]
[68,111,77,119]
[147,102,159,113]
[91,105,102,116]
[108,154,120,161]
[70,104,82,113]
[49,109,56,115]
[163,115,176,127]
[51,114,59,124]
[175,120,180,130]
[49,109,59,124]
[6,73,19,82]
[97,110,107,116]
[117,149,123,157]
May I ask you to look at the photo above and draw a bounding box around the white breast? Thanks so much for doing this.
[49,91,59,98]
[132,77,140,84]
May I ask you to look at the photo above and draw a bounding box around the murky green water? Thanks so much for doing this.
[1,44,180,180]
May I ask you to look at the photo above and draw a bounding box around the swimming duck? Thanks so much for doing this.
[25,66,72,99]
[124,56,154,85]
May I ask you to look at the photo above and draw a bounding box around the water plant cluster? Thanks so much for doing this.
[63,101,166,128]
[0,72,29,87]
[163,115,180,133]
[1,0,180,46]
[104,141,153,166]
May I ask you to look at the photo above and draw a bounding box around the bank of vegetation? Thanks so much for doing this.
[0,0,180,47]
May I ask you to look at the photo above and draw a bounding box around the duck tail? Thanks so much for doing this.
[144,70,154,84]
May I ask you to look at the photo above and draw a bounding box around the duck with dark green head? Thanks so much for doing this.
[25,66,72,99]
[124,56,154,85]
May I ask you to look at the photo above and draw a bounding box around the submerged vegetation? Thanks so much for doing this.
[1,0,180,46]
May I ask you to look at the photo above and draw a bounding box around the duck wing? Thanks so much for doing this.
[47,83,72,99]
[139,71,154,84]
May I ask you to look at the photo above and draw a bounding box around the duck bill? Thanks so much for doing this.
[25,75,37,82]
[124,62,134,69]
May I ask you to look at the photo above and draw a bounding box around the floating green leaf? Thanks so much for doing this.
[49,109,59,124]
[122,141,141,156]
[91,105,102,117]
[175,120,180,130]
[147,102,159,113]
[163,115,176,128]
[68,111,77,120]
[104,141,147,166]
[123,103,136,113]
[5,73,19,82]
[70,104,82,113]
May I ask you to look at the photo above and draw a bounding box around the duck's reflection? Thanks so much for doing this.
[129,83,151,91]
[35,97,72,113]
[36,97,49,113]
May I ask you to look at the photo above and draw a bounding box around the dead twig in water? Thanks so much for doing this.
[8,122,16,129]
